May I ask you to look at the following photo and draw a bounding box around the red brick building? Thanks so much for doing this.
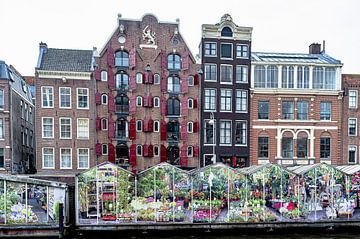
[250,43,344,165]
[342,74,360,164]
[94,14,200,171]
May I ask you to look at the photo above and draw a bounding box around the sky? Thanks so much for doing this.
[0,0,359,76]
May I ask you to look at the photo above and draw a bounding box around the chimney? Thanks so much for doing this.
[39,42,48,53]
[309,43,321,54]
[36,42,48,68]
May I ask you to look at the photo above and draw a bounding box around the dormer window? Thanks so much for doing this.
[167,54,181,70]
[221,27,233,37]
[115,50,129,67]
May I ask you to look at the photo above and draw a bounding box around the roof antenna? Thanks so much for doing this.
[322,40,326,53]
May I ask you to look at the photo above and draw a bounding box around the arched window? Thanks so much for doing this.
[115,72,129,89]
[154,74,160,85]
[167,76,180,93]
[116,118,128,139]
[136,120,142,132]
[153,97,160,107]
[101,118,108,130]
[167,146,179,165]
[136,73,143,84]
[297,132,309,158]
[101,94,108,105]
[115,50,129,67]
[297,66,309,89]
[221,27,233,37]
[101,70,107,81]
[281,131,294,158]
[187,121,193,133]
[116,144,129,164]
[115,94,129,113]
[167,98,180,116]
[187,146,193,157]
[267,66,278,88]
[154,121,160,132]
[136,145,142,156]
[188,98,194,109]
[254,65,266,88]
[312,67,324,89]
[281,66,294,88]
[167,54,181,70]
[154,145,159,157]
[167,121,180,141]
[136,96,143,107]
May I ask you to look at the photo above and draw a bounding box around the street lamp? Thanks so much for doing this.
[208,111,216,165]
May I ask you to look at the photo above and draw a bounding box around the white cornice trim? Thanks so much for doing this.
[251,62,343,67]
[253,125,338,130]
[36,70,91,80]
[251,88,342,95]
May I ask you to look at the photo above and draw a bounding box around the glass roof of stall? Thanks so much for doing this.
[287,163,342,175]
[137,162,189,175]
[336,165,360,175]
[76,161,134,176]
[237,163,294,175]
[0,174,67,188]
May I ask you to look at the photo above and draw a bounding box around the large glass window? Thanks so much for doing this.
[167,76,180,93]
[320,137,331,159]
[235,121,247,145]
[116,118,128,139]
[297,137,308,158]
[115,73,129,89]
[297,101,308,120]
[282,101,294,120]
[204,89,216,111]
[282,137,293,158]
[325,67,336,89]
[313,67,336,89]
[115,95,129,113]
[78,148,89,169]
[41,86,53,108]
[349,146,357,164]
[297,66,309,88]
[204,120,215,144]
[77,118,89,139]
[43,147,54,168]
[236,65,248,83]
[167,98,180,116]
[258,100,269,119]
[60,148,72,169]
[313,67,324,89]
[77,88,89,109]
[236,44,249,58]
[320,102,331,120]
[348,118,357,136]
[115,50,129,67]
[235,90,247,112]
[167,121,179,141]
[281,66,294,88]
[220,65,233,83]
[204,42,216,56]
[349,90,358,108]
[219,120,231,145]
[220,43,232,58]
[59,87,71,108]
[258,137,269,158]
[204,64,217,81]
[167,54,181,70]
[60,118,71,139]
[42,117,53,138]
[220,89,232,112]
[267,66,278,88]
[254,66,266,88]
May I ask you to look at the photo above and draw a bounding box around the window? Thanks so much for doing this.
[204,89,216,111]
[220,65,233,84]
[349,146,357,164]
[60,118,71,139]
[325,67,336,90]
[281,66,294,88]
[136,96,143,107]
[236,65,248,83]
[297,137,308,158]
[136,73,143,84]
[282,137,293,158]
[188,75,194,86]
[187,122,193,133]
[101,118,108,130]
[320,102,331,120]
[320,137,331,159]
[29,107,33,124]
[154,145,159,157]
[221,27,233,37]
[236,44,249,58]
[59,87,71,108]
[24,103,28,121]
[220,120,231,145]
[60,148,72,169]
[348,118,357,136]
[220,43,232,59]
[258,101,269,119]
[116,119,128,139]
[258,137,269,158]
[254,66,266,88]
[20,100,23,118]
[136,120,142,132]
[42,147,54,169]
[41,86,53,108]
[115,51,129,67]
[102,144,108,155]
[153,97,160,107]
[188,98,193,109]
[101,70,107,81]
[349,90,358,109]
[282,101,294,120]
[0,89,3,110]
[78,148,89,169]
[0,148,4,168]
[116,73,129,89]
[236,90,247,112]
[115,95,129,113]
[167,76,180,93]
[101,94,108,105]
[0,119,3,139]
[187,146,193,157]
[297,66,309,88]
[167,121,180,141]
[77,118,89,139]
[136,145,142,156]
[154,121,160,132]
[297,101,308,120]
[267,66,278,88]
[167,54,181,70]
[220,89,232,112]
[204,119,215,145]
[154,74,160,85]
[77,88,89,109]
[204,64,217,82]
[42,117,53,138]
[313,67,336,90]
[167,98,180,116]
[204,42,217,56]
[235,121,247,145]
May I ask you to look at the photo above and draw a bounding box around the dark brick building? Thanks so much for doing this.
[199,14,252,167]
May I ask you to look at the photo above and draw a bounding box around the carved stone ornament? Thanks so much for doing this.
[221,14,233,22]
[142,25,156,45]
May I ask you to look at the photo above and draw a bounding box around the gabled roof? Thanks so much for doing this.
[38,48,93,72]
[287,163,342,175]
[336,165,360,175]
[138,162,189,175]
[251,52,342,65]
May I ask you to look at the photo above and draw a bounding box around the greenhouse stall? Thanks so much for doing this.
[0,174,66,225]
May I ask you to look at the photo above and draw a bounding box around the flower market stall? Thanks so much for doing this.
[288,163,345,221]
[0,174,66,225]
[136,162,190,223]
[76,162,135,224]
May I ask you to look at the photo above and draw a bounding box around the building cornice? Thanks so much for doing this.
[36,70,91,80]
[251,88,342,96]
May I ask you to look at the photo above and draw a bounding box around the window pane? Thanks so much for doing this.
[320,102,331,120]
[235,121,247,145]
[221,44,232,58]
[204,64,217,81]
[297,101,308,120]
[78,149,89,168]
[258,137,269,158]
[236,90,247,112]
[220,65,232,83]
[282,137,293,158]
[61,148,71,168]
[236,65,248,83]
[220,121,231,144]
[320,138,331,159]
[282,101,294,119]
[258,101,269,119]
[60,87,71,108]
[220,89,232,111]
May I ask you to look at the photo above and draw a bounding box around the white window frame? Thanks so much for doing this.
[220,64,233,84]
[236,44,249,59]
[348,118,357,136]
[77,88,89,109]
[77,148,89,169]
[349,90,358,109]
[220,43,233,59]
[188,75,194,86]
[204,88,217,112]
[77,118,89,139]
[235,90,248,113]
[136,145,142,156]
[101,94,108,105]
[0,118,4,139]
[235,120,247,146]
[188,98,194,109]
[101,118,108,131]
[42,117,54,139]
[154,121,160,132]
[60,148,72,169]
[154,74,160,85]
[59,87,71,109]
[236,65,248,83]
[153,97,160,108]
[42,147,55,169]
[102,144,108,155]
[220,89,232,112]
[0,88,4,111]
[219,120,232,146]
[187,146,194,157]
[349,145,357,164]
[101,70,108,81]
[204,119,216,146]
[136,73,143,84]
[187,121,193,133]
[136,120,142,132]
[59,117,72,139]
[41,86,54,108]
[204,42,217,57]
[204,63,217,82]
[136,96,142,107]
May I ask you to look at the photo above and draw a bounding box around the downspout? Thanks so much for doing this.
[9,84,14,174]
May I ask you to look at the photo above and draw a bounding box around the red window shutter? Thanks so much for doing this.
[193,145,199,157]
[108,69,115,89]
[232,156,237,167]
[129,144,137,167]
[143,144,149,157]
[193,121,199,133]
[108,143,115,163]
[95,143,101,156]
[143,118,149,132]
[161,73,167,92]
[161,50,167,69]
[148,72,154,84]
[142,72,147,84]
[129,95,136,115]
[181,75,188,94]
[180,121,188,140]
[160,120,167,141]
[181,51,189,70]
[160,145,167,162]
[108,93,115,113]
[129,47,136,69]
[193,98,198,108]
[181,96,188,117]
[148,118,154,132]
[107,46,115,67]
[108,117,115,139]
[180,145,188,167]
[148,144,154,157]
[129,118,136,140]
[194,74,199,85]
[96,117,101,130]
[95,69,101,81]
[161,96,167,115]
[95,92,101,105]
[129,71,137,91]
